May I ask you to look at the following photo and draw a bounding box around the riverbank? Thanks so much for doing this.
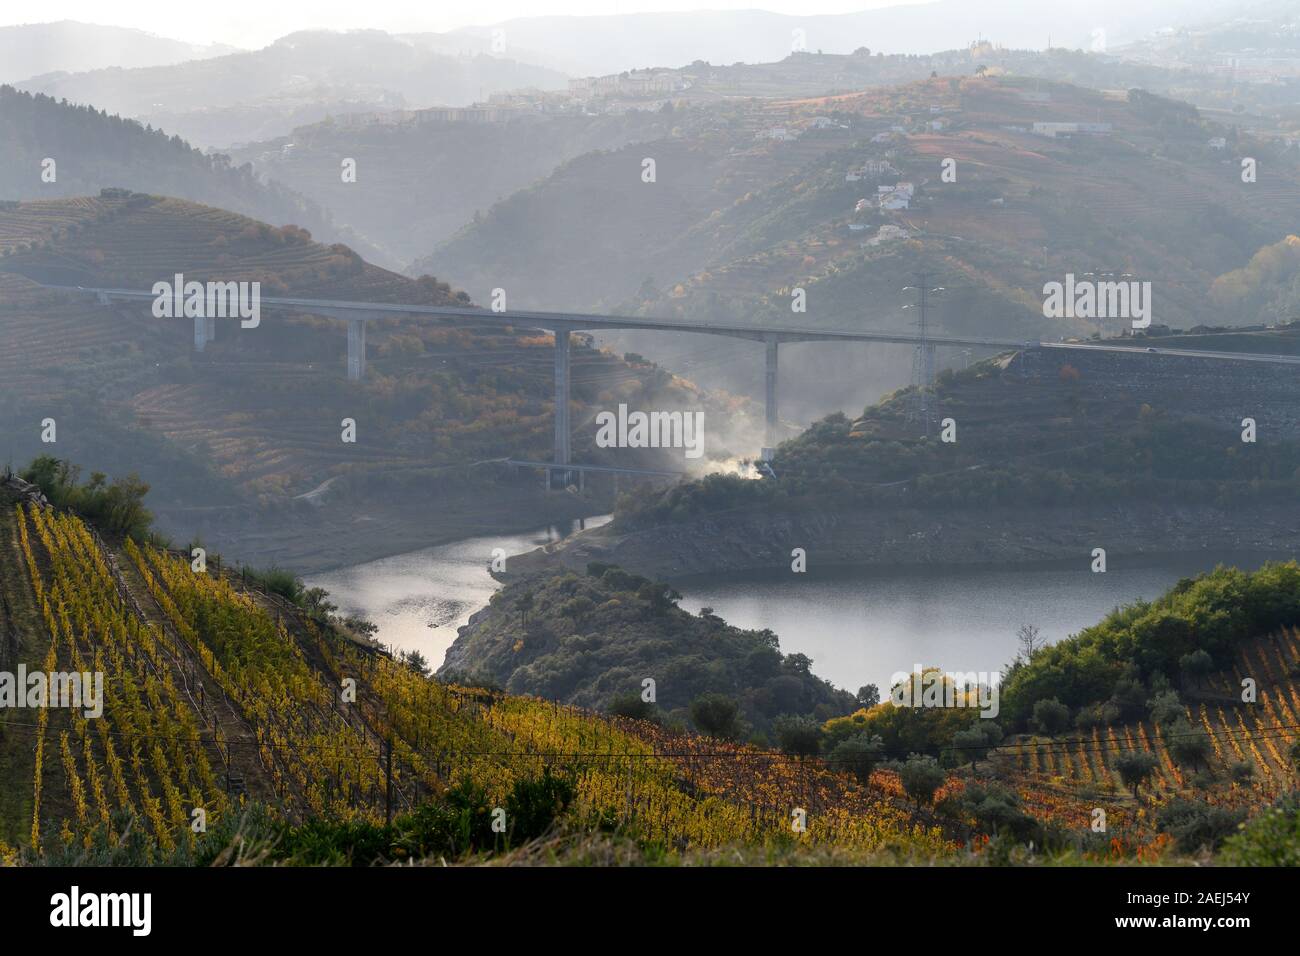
[502,501,1300,584]
[153,483,616,576]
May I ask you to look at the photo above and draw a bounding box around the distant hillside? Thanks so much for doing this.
[0,21,234,84]
[1120,0,1300,65]
[16,29,569,149]
[0,192,755,571]
[229,110,678,265]
[418,76,1300,421]
[453,1,1229,76]
[0,85,385,263]
[571,46,1246,111]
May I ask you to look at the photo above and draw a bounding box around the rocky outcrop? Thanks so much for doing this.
[2,474,50,508]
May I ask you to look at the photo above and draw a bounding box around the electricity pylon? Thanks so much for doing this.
[902,271,943,437]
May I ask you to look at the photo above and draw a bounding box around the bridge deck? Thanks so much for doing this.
[45,284,1026,348]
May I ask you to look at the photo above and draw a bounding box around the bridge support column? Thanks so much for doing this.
[194,314,208,352]
[762,335,778,461]
[553,327,571,488]
[347,319,367,381]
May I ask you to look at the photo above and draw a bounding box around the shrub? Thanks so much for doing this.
[504,769,574,842]
[1220,794,1300,866]
[1228,760,1255,784]
[940,783,1044,845]
[1156,798,1246,855]
[21,455,153,539]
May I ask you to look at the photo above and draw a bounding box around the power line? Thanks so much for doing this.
[2,714,1295,763]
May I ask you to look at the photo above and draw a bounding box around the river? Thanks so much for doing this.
[307,521,1291,692]
[305,515,612,665]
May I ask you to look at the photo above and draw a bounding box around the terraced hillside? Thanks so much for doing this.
[0,489,949,861]
[0,193,761,571]
[1006,631,1300,801]
[3,486,1298,865]
[418,75,1300,420]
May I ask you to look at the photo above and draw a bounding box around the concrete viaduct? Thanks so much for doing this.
[52,285,1300,483]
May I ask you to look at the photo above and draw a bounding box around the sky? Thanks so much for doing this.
[1,1,932,50]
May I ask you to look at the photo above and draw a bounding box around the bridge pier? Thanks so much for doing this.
[347,319,367,381]
[193,314,213,352]
[763,335,779,461]
[553,327,571,488]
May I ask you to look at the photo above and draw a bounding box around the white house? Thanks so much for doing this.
[866,223,911,245]
[1208,136,1227,150]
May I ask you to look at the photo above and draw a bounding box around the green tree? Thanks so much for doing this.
[950,721,1002,771]
[1178,649,1214,680]
[690,693,741,740]
[773,715,823,758]
[1114,750,1159,798]
[828,733,883,784]
[1031,698,1070,736]
[516,589,535,627]
[401,649,430,676]
[1166,719,1212,774]
[637,582,681,615]
[559,596,595,628]
[605,691,656,722]
[899,753,945,809]
[1147,689,1184,728]
[855,684,880,708]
